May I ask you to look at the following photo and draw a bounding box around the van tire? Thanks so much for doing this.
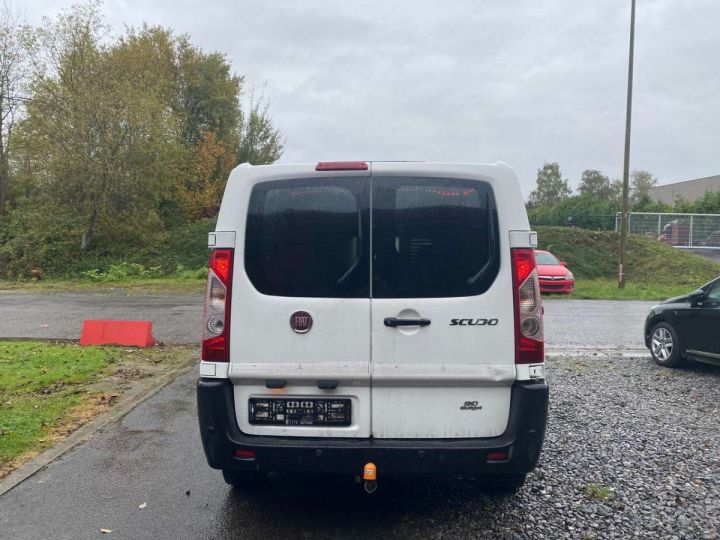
[222,469,268,491]
[480,473,527,494]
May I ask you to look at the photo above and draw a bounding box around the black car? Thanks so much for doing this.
[645,276,720,367]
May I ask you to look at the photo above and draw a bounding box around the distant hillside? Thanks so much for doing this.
[536,226,720,287]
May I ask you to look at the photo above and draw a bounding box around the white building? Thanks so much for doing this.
[649,174,720,205]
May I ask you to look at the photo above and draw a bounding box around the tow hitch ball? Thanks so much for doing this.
[362,462,377,494]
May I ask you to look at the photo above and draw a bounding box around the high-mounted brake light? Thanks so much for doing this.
[512,248,544,364]
[315,161,368,171]
[202,249,233,362]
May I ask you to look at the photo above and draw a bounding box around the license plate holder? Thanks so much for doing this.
[249,398,351,426]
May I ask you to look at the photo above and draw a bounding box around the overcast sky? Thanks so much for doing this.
[22,0,720,195]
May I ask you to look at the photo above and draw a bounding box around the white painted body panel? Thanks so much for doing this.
[368,162,526,438]
[217,163,371,438]
[212,161,539,439]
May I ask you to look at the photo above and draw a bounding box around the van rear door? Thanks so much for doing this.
[228,166,371,438]
[370,164,516,438]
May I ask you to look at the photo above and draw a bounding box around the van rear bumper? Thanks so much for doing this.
[197,379,549,477]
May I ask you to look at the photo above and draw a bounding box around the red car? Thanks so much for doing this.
[535,250,574,294]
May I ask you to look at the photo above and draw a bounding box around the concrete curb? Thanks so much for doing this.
[0,362,195,497]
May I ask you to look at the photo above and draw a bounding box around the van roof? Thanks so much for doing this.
[217,161,530,235]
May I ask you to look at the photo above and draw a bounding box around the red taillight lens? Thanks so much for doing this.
[512,248,544,364]
[315,161,368,171]
[202,249,233,362]
[211,250,232,282]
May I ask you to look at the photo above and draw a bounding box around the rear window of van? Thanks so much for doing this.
[245,178,370,298]
[372,177,499,298]
[244,176,498,298]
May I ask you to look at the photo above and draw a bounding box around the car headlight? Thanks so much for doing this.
[566,272,574,279]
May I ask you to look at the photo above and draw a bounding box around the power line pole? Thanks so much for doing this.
[618,0,636,289]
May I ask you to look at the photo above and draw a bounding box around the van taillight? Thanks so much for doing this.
[202,249,233,362]
[511,248,544,364]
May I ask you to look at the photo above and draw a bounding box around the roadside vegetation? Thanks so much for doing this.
[0,216,213,292]
[0,4,283,282]
[527,162,720,231]
[564,279,698,301]
[526,162,720,300]
[538,226,720,300]
[0,341,196,478]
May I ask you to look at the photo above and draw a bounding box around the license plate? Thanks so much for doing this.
[249,398,351,426]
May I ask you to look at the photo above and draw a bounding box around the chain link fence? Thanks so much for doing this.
[615,212,720,248]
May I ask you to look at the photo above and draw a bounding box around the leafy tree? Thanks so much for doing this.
[170,37,242,220]
[630,170,656,203]
[3,2,285,276]
[174,130,232,220]
[237,95,284,165]
[0,4,30,214]
[527,162,571,207]
[527,194,619,230]
[578,169,613,200]
[632,195,672,213]
[18,3,181,250]
[174,37,242,146]
[674,190,720,214]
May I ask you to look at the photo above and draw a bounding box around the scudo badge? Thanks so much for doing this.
[290,311,313,334]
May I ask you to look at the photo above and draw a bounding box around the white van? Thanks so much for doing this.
[197,161,548,493]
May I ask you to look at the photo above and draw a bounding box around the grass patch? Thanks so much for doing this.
[536,226,720,287]
[0,275,206,295]
[544,279,695,301]
[0,341,196,477]
[582,483,614,501]
[538,226,720,300]
[0,262,207,294]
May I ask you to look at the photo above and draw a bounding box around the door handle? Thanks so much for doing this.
[384,317,431,328]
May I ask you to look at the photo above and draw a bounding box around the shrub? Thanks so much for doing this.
[81,262,163,282]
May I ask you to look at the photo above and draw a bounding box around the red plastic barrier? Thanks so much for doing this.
[79,320,155,347]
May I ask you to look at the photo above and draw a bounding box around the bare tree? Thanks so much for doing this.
[0,2,29,214]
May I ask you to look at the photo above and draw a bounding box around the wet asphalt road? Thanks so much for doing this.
[2,367,518,540]
[0,292,202,345]
[0,292,656,350]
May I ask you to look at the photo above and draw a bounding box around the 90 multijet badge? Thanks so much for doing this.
[449,318,499,326]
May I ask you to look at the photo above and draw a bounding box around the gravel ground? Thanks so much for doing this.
[367,356,720,540]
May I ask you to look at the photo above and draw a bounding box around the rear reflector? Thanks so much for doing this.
[234,449,256,460]
[315,161,368,171]
[486,451,509,462]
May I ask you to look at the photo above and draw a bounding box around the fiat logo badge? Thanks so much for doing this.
[290,311,313,334]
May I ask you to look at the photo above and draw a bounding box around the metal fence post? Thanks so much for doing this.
[689,215,694,247]
[657,214,662,236]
